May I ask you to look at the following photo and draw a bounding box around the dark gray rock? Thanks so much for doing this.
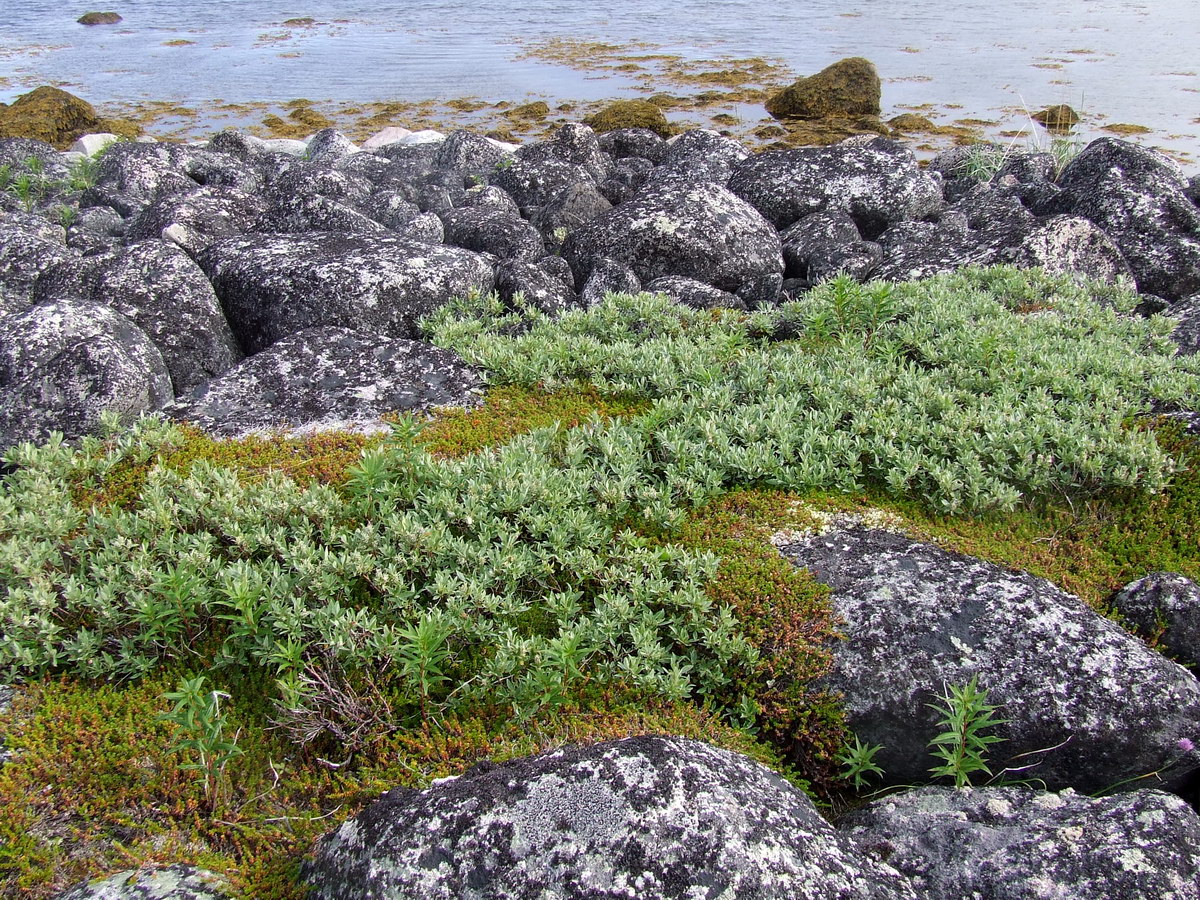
[0,137,69,180]
[597,156,655,206]
[494,259,577,315]
[264,162,372,209]
[597,128,668,164]
[842,786,1200,900]
[458,184,521,217]
[531,182,612,252]
[55,864,232,900]
[390,211,444,244]
[535,254,574,289]
[728,137,942,236]
[0,297,172,448]
[805,241,884,284]
[94,142,196,206]
[994,214,1132,283]
[94,240,242,394]
[66,206,126,254]
[776,526,1200,793]
[995,151,1057,184]
[1113,572,1200,668]
[780,210,864,280]
[177,148,263,194]
[562,180,783,307]
[516,123,611,183]
[490,157,596,215]
[434,130,513,179]
[168,326,480,438]
[440,208,544,261]
[304,129,360,165]
[254,193,387,235]
[124,186,266,250]
[303,736,917,900]
[649,129,749,188]
[579,257,641,308]
[1167,293,1200,355]
[1052,138,1200,300]
[362,190,423,230]
[199,232,494,353]
[646,275,746,310]
[0,221,75,311]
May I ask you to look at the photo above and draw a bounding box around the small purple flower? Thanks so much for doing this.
[1178,738,1196,753]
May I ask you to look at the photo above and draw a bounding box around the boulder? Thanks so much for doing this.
[390,211,444,244]
[0,86,136,149]
[842,786,1200,900]
[361,126,413,151]
[584,99,673,138]
[597,156,655,206]
[1113,572,1200,668]
[646,275,746,310]
[0,297,172,448]
[562,180,783,307]
[490,157,596,214]
[124,186,266,250]
[1032,104,1082,133]
[775,526,1200,793]
[596,127,668,164]
[649,129,749,188]
[362,190,424,230]
[1167,293,1200,356]
[92,241,243,394]
[0,137,70,180]
[458,184,521,217]
[780,210,863,279]
[94,142,195,206]
[0,221,76,311]
[76,11,122,26]
[440,208,545,261]
[303,736,917,900]
[66,206,125,254]
[493,260,577,316]
[304,128,360,165]
[434,130,513,178]
[728,137,942,235]
[55,865,232,900]
[516,123,611,184]
[1052,138,1200,300]
[198,233,494,353]
[765,58,882,121]
[531,182,613,252]
[253,193,387,235]
[579,257,641,308]
[168,327,480,438]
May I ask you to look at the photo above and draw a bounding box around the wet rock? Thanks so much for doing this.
[584,99,673,139]
[531,182,612,252]
[0,86,137,149]
[303,736,917,900]
[646,275,746,310]
[775,526,1200,793]
[596,127,668,164]
[1033,104,1082,133]
[728,137,942,236]
[125,186,266,250]
[440,208,544,261]
[92,241,242,394]
[1166,292,1200,355]
[168,326,480,438]
[0,297,172,448]
[494,259,578,315]
[76,11,122,25]
[579,257,641,307]
[766,57,882,121]
[56,864,232,900]
[0,221,75,311]
[199,232,494,353]
[1052,138,1200,300]
[842,786,1200,900]
[1113,572,1200,668]
[563,179,783,307]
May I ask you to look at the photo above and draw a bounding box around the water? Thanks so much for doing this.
[1,0,1197,160]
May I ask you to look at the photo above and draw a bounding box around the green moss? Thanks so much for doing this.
[583,99,673,138]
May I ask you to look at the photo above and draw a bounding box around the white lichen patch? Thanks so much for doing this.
[769,504,906,547]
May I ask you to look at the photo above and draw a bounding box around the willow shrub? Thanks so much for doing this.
[2,267,1198,733]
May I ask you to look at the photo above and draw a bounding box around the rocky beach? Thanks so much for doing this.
[2,49,1200,900]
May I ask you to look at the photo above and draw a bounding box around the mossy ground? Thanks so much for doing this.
[4,366,1198,895]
